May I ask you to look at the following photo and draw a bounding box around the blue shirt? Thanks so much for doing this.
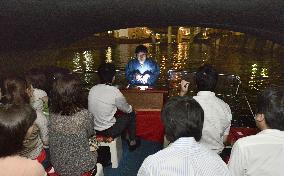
[125,58,160,86]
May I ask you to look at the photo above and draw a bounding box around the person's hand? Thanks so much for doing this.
[180,80,190,96]
[143,74,150,80]
[141,74,150,84]
[135,73,142,81]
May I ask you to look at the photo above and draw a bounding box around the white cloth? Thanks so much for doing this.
[138,137,230,176]
[88,84,132,131]
[31,88,47,111]
[193,91,232,153]
[35,110,49,145]
[228,129,284,176]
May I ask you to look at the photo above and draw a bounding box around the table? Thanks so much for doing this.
[121,88,168,143]
[120,88,168,111]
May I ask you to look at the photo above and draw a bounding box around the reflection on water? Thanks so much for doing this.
[0,33,283,127]
[105,47,112,63]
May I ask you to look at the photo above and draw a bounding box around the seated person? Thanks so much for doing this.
[228,87,284,176]
[180,64,232,154]
[49,74,97,175]
[25,68,49,116]
[0,104,46,176]
[138,96,230,176]
[125,45,160,87]
[88,63,140,150]
[3,76,49,162]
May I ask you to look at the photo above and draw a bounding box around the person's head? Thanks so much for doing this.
[97,63,116,84]
[25,68,47,91]
[0,104,37,157]
[161,96,204,143]
[50,74,83,115]
[3,76,29,105]
[255,87,284,131]
[135,45,148,62]
[195,64,218,92]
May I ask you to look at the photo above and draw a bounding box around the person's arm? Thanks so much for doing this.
[125,60,136,85]
[228,140,246,176]
[115,90,132,113]
[179,80,190,96]
[35,111,49,146]
[85,110,95,138]
[223,105,232,144]
[146,60,160,86]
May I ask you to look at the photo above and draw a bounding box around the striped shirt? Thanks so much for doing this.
[138,137,230,176]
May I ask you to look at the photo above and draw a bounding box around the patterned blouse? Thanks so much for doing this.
[49,109,97,176]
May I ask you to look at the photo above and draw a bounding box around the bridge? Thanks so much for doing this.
[0,0,283,50]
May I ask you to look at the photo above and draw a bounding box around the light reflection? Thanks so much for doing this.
[173,43,188,70]
[83,50,93,72]
[249,63,258,90]
[72,52,82,72]
[248,64,269,91]
[105,47,112,63]
[261,68,269,78]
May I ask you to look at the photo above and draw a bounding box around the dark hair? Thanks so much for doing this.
[3,76,30,105]
[161,96,204,142]
[97,63,116,84]
[135,45,148,54]
[195,64,218,91]
[50,74,83,115]
[25,68,47,91]
[0,104,37,157]
[256,87,284,130]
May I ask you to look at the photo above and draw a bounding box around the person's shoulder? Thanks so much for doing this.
[26,157,46,176]
[234,133,261,148]
[141,153,159,167]
[147,58,157,63]
[213,95,231,109]
[89,84,105,92]
[78,108,93,117]
[34,88,47,97]
[90,84,120,96]
[3,156,46,176]
[127,58,138,64]
[144,146,173,164]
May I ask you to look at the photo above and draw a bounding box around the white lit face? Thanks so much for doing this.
[137,52,147,63]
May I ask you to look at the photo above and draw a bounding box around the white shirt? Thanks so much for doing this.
[193,91,232,153]
[138,137,230,176]
[31,88,47,111]
[228,129,284,176]
[88,84,132,131]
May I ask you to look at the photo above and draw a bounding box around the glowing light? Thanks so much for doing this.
[72,52,82,72]
[105,47,112,63]
[83,50,93,72]
[261,68,269,78]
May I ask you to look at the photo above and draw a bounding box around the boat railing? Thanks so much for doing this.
[167,69,242,98]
